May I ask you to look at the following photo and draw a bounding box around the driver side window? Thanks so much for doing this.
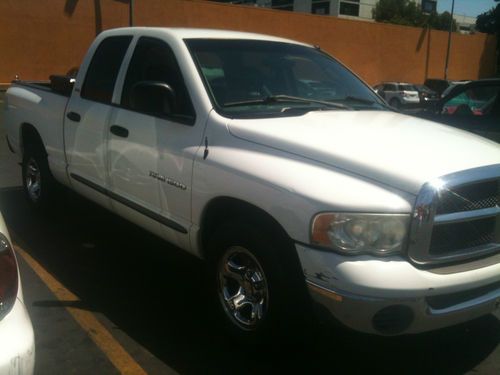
[121,37,195,124]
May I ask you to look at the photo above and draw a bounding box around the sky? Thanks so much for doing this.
[437,0,498,17]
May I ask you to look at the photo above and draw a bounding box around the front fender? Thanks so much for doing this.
[191,114,415,254]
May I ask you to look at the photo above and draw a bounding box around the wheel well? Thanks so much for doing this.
[21,123,46,156]
[199,197,292,258]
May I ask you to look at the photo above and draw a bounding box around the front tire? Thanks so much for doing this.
[208,220,310,344]
[22,147,56,210]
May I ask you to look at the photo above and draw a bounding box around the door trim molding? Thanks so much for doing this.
[70,173,188,234]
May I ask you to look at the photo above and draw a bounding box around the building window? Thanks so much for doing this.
[272,0,293,11]
[422,0,437,14]
[339,0,360,17]
[312,1,330,15]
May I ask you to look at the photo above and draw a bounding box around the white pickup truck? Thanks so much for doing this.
[4,27,500,339]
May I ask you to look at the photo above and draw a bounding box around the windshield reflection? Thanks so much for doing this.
[186,39,386,118]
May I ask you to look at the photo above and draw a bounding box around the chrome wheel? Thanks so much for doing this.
[217,246,269,331]
[25,158,41,202]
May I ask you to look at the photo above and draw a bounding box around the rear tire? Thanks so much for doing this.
[22,146,56,210]
[207,219,311,346]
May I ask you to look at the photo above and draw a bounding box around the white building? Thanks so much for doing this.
[232,0,475,33]
[257,0,423,20]
[453,14,477,34]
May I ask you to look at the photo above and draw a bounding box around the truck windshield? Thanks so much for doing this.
[185,39,386,118]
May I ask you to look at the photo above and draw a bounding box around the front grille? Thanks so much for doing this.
[429,217,496,255]
[408,165,500,266]
[436,180,499,215]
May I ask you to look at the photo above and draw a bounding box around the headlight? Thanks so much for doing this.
[311,213,410,256]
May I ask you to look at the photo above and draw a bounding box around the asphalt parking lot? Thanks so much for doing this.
[0,91,499,374]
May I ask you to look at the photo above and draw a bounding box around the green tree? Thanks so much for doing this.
[430,11,457,31]
[476,0,500,75]
[476,0,500,34]
[373,0,457,31]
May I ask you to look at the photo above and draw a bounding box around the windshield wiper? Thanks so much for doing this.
[223,95,352,110]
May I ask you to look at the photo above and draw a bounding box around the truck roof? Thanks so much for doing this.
[99,27,311,47]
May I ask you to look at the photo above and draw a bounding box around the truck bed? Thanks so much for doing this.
[14,74,75,97]
[5,79,71,186]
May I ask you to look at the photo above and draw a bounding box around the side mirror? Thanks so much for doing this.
[129,81,176,117]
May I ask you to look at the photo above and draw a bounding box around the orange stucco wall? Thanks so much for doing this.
[0,0,496,86]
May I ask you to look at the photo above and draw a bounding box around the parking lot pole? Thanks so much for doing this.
[129,0,134,27]
[444,0,455,80]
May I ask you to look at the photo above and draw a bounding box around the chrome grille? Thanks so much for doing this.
[436,180,499,215]
[429,217,496,255]
[408,164,500,266]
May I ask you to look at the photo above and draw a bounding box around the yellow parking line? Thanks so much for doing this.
[14,244,148,375]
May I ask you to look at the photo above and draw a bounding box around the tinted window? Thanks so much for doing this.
[442,85,500,117]
[424,79,449,95]
[312,2,330,14]
[81,36,132,103]
[339,1,360,16]
[399,84,416,91]
[419,85,434,94]
[121,37,195,123]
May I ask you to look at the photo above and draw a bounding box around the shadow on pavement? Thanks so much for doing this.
[0,186,498,374]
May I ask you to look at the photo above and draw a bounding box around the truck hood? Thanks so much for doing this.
[228,111,500,194]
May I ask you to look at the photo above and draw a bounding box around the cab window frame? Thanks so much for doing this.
[81,35,133,105]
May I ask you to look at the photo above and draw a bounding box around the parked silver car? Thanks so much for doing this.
[374,82,420,109]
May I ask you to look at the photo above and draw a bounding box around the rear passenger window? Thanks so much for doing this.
[121,37,195,124]
[443,85,500,117]
[81,36,132,104]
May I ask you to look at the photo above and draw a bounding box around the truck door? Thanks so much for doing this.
[107,36,200,248]
[64,35,133,209]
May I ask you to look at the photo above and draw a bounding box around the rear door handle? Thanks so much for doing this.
[66,111,81,122]
[110,125,129,138]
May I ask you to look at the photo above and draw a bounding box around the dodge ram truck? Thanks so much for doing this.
[4,27,500,339]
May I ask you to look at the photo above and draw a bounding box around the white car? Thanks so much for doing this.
[0,213,34,374]
[374,82,420,109]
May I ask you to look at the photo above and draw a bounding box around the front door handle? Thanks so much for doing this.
[66,111,81,122]
[110,125,129,138]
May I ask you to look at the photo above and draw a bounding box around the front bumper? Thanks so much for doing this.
[0,298,35,375]
[296,244,500,335]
